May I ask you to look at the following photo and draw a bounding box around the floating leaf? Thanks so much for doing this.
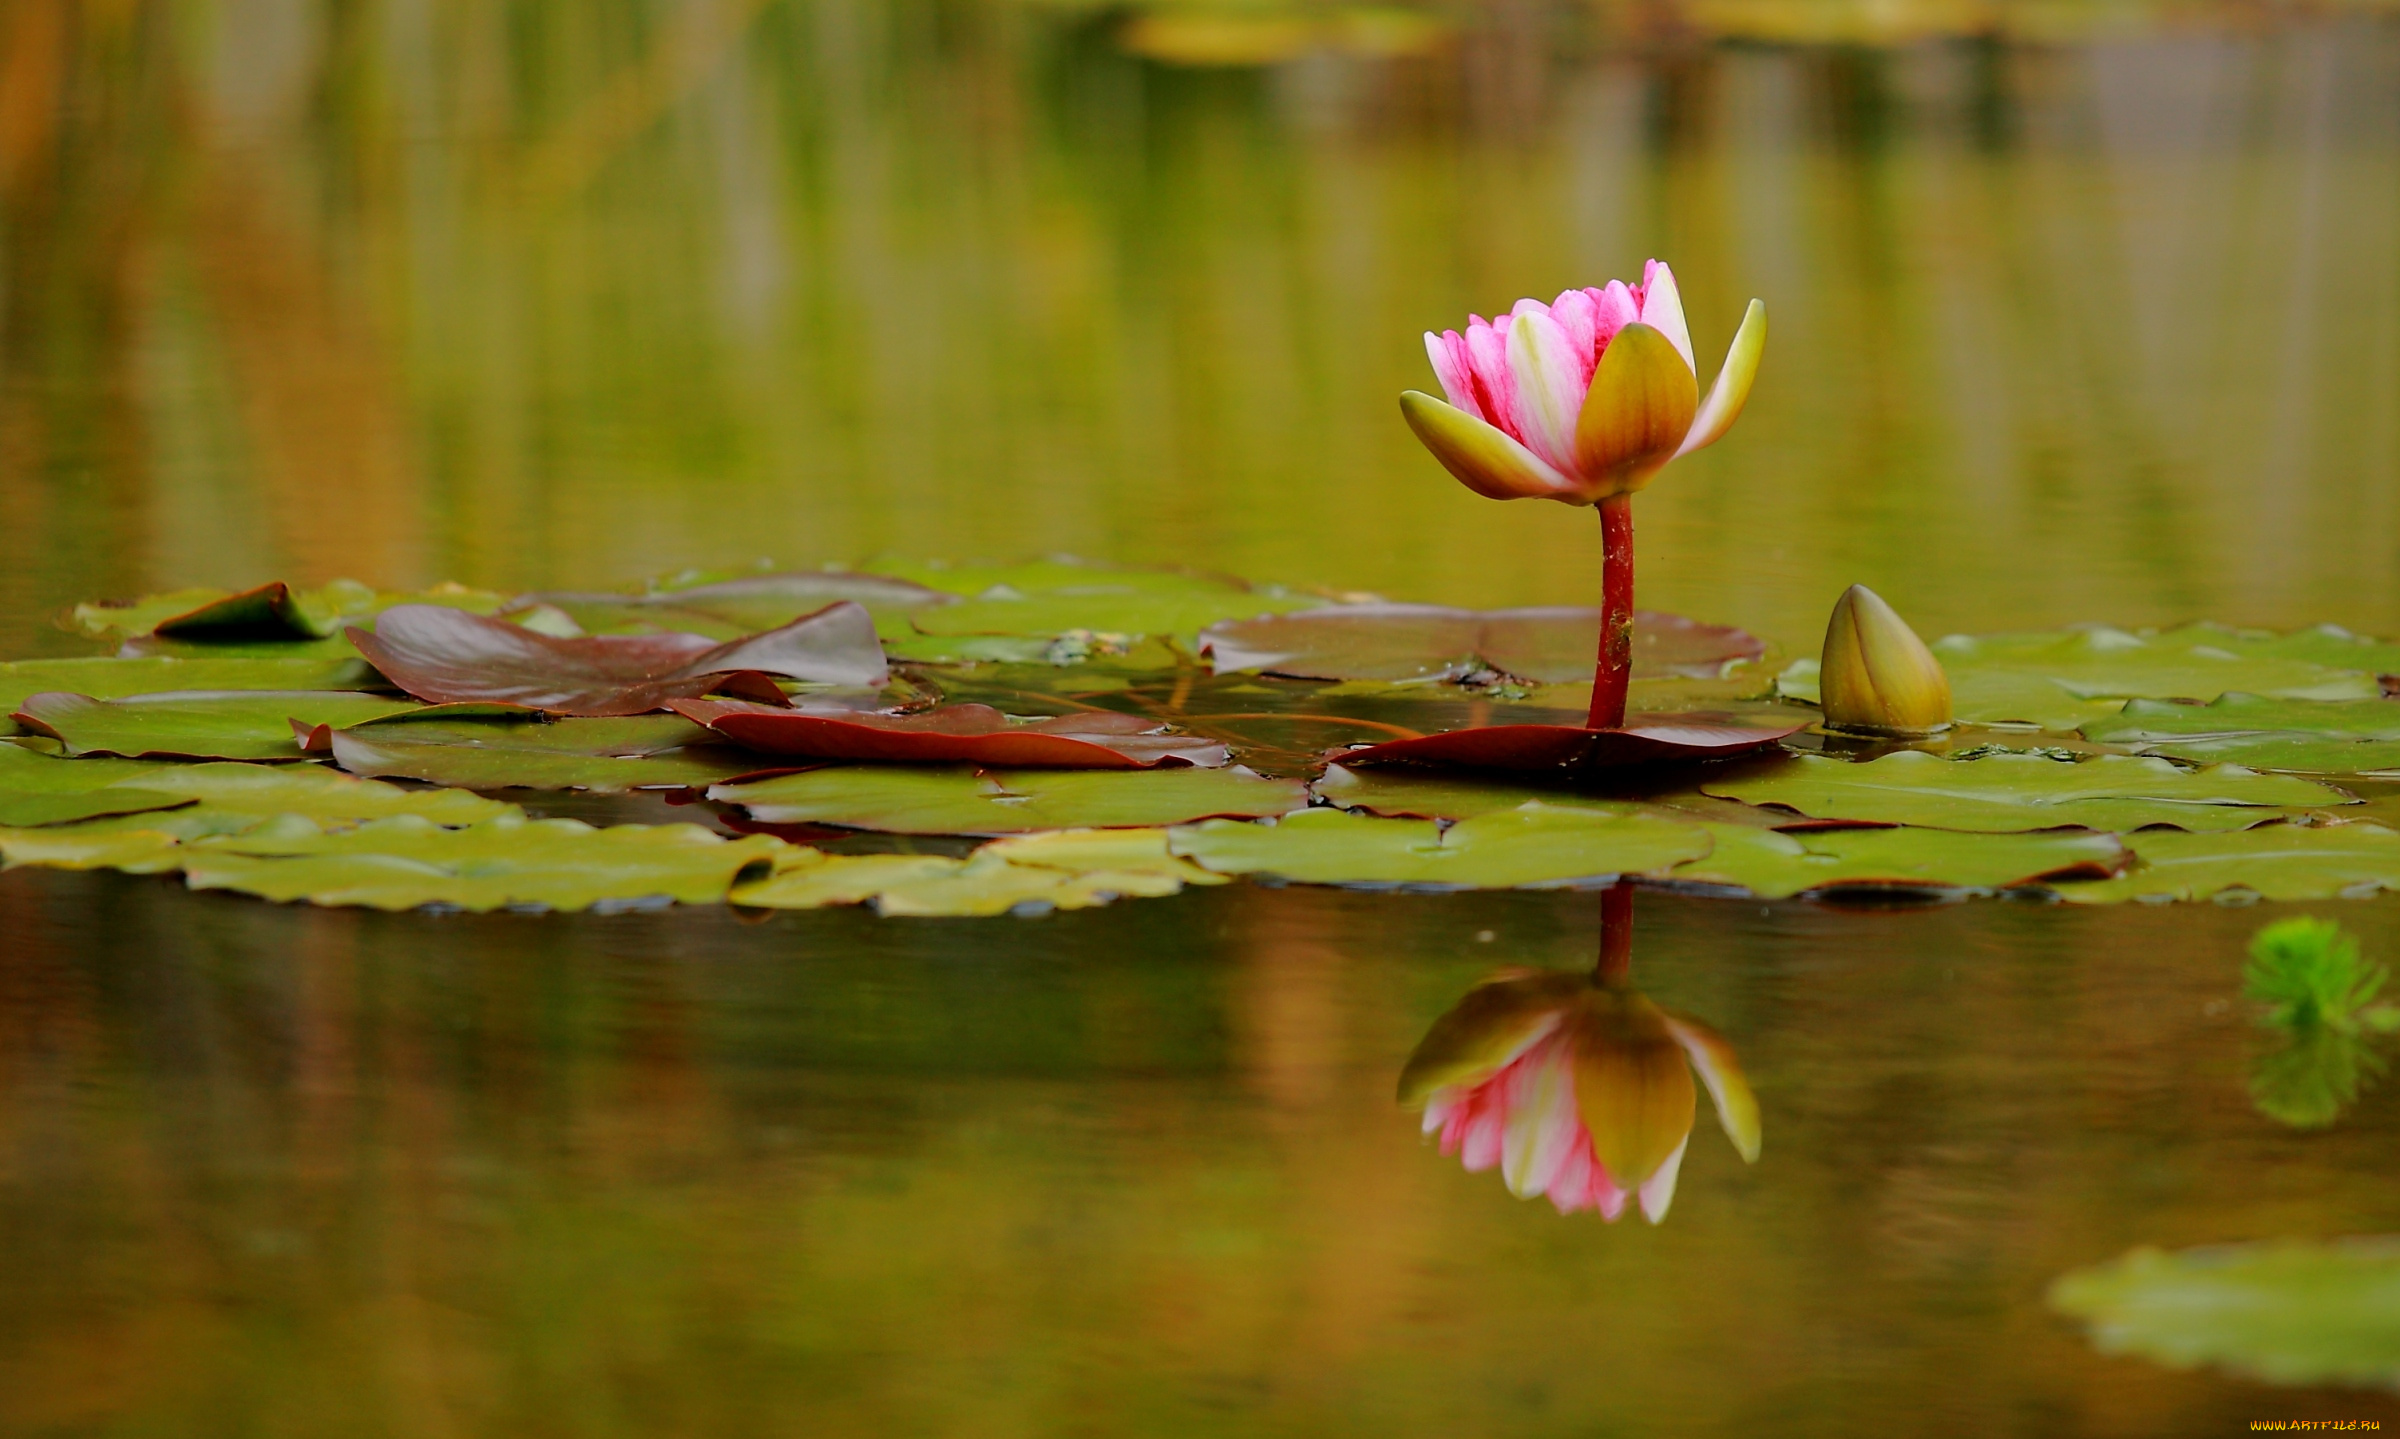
[2083,694,2400,773]
[180,812,786,912]
[1331,718,1804,773]
[671,699,1227,769]
[1200,605,1765,684]
[1169,804,1710,889]
[14,690,422,760]
[708,764,1304,835]
[1781,624,2392,730]
[74,578,507,642]
[518,571,955,643]
[867,559,1318,645]
[1312,763,1661,820]
[0,821,191,873]
[727,828,1216,915]
[1706,751,2349,832]
[2053,823,2400,903]
[351,602,887,715]
[0,789,193,828]
[2049,1238,2400,1390]
[326,712,760,793]
[1666,822,2126,899]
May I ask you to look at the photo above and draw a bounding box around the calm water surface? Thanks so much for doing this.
[3,2,2399,1432]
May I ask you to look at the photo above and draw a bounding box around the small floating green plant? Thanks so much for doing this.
[2245,916,2400,1129]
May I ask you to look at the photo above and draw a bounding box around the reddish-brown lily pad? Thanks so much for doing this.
[1199,604,1765,684]
[1331,717,1805,773]
[350,603,887,717]
[669,699,1228,769]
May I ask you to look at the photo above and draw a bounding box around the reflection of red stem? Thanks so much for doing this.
[1588,495,1634,730]
[1596,879,1633,985]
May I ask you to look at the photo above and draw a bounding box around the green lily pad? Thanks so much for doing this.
[1168,804,1711,889]
[1200,605,1764,684]
[870,559,1319,646]
[2083,695,2400,774]
[2049,1238,2400,1390]
[0,739,195,795]
[0,789,194,829]
[181,812,787,912]
[0,656,384,723]
[729,828,1220,915]
[1666,822,2126,899]
[14,691,423,760]
[2054,823,2400,903]
[519,571,956,643]
[1779,624,2395,730]
[327,713,761,793]
[74,578,507,642]
[1705,752,2348,832]
[0,820,193,873]
[708,764,1306,835]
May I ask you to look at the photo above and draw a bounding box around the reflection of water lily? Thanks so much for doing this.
[1398,969,1759,1222]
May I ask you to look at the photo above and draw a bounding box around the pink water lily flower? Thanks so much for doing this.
[1398,969,1760,1223]
[1403,262,1765,505]
[1398,262,1766,731]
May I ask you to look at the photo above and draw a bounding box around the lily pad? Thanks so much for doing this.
[866,559,1319,646]
[1705,751,2349,832]
[0,789,195,829]
[14,691,423,760]
[181,812,786,912]
[1200,605,1765,684]
[1168,804,1711,889]
[517,571,955,643]
[74,578,506,642]
[1331,718,1804,773]
[2049,1238,2400,1390]
[2083,694,2400,774]
[1311,764,1659,820]
[351,602,887,715]
[326,713,761,793]
[671,699,1228,769]
[0,657,385,723]
[1781,624,2393,730]
[1666,822,2126,898]
[730,829,1226,915]
[708,764,1305,835]
[2053,823,2400,903]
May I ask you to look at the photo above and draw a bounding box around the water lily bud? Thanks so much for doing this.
[1819,584,1952,736]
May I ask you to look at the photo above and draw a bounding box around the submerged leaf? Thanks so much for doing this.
[15,691,421,760]
[1200,605,1764,684]
[1706,751,2349,832]
[1168,804,1711,889]
[2054,823,2400,903]
[352,602,887,715]
[327,712,761,793]
[2049,1238,2400,1390]
[1332,719,1803,773]
[672,699,1228,769]
[1666,822,2126,898]
[709,764,1304,834]
[2083,694,2400,773]
[182,813,786,912]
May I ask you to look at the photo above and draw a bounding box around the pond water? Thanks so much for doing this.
[3,2,2400,1432]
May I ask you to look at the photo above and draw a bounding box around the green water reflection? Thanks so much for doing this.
[6,2,2400,1431]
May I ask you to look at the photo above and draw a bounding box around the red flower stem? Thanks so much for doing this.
[1587,494,1635,730]
[1596,879,1634,985]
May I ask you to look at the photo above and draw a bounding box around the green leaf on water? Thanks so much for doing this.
[328,712,762,793]
[0,789,194,828]
[517,570,957,643]
[14,691,423,760]
[2054,823,2400,903]
[181,812,787,912]
[1200,605,1764,684]
[861,558,1319,647]
[1705,751,2349,832]
[1310,764,1634,819]
[0,656,383,725]
[708,764,1307,835]
[2082,694,2400,774]
[1779,624,2394,730]
[1665,821,2126,899]
[729,827,1222,915]
[2049,1238,2400,1390]
[1168,804,1711,889]
[74,578,510,642]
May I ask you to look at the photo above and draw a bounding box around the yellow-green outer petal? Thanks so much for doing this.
[1396,970,1584,1105]
[1571,324,1699,498]
[1399,391,1579,503]
[1664,1012,1762,1162]
[1678,299,1767,457]
[1820,584,1953,736]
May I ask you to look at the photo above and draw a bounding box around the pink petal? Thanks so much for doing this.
[1548,288,1600,391]
[1503,309,1588,472]
[1500,1032,1581,1199]
[1424,330,1482,420]
[1461,321,1521,445]
[1587,282,1641,364]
